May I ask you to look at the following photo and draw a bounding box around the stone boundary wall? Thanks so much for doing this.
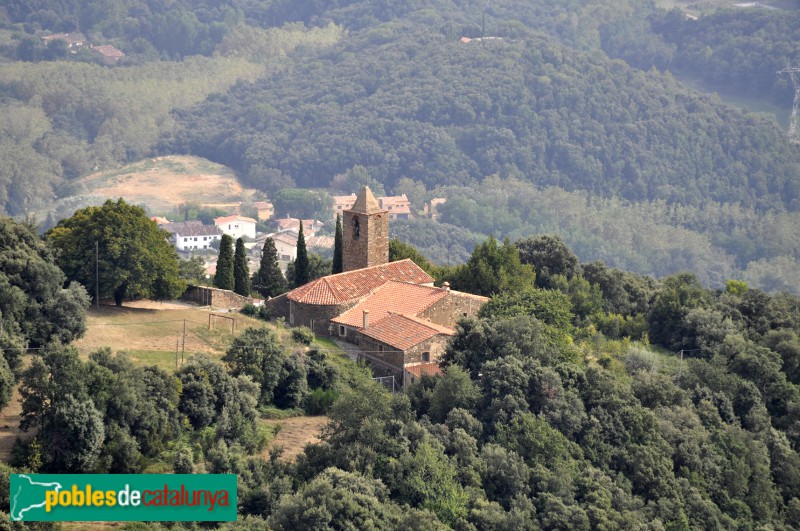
[182,286,252,309]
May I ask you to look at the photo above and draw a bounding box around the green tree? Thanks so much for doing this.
[451,236,536,296]
[252,238,287,298]
[234,237,250,296]
[178,255,206,285]
[294,222,309,287]
[332,213,343,274]
[1,217,90,349]
[516,234,581,289]
[215,234,234,290]
[47,199,184,307]
[428,365,480,423]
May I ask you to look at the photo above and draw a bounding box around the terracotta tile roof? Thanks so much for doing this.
[378,195,410,207]
[215,215,257,225]
[405,362,444,379]
[331,281,448,328]
[91,44,125,58]
[360,313,453,351]
[274,219,323,232]
[287,259,433,305]
[307,235,335,248]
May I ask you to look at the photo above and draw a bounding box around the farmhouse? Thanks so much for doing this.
[267,186,487,384]
[162,220,222,252]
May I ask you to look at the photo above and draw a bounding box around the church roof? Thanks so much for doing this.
[331,281,448,328]
[360,313,454,351]
[287,259,433,305]
[349,186,385,214]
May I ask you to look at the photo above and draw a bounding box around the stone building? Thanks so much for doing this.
[343,186,389,272]
[266,185,487,384]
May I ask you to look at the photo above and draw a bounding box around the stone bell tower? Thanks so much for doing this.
[343,186,389,272]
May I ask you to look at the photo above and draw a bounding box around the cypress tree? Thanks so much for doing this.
[252,238,286,298]
[294,221,310,287]
[214,234,234,290]
[332,213,343,274]
[234,237,250,296]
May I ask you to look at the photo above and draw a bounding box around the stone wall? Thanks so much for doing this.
[264,293,290,319]
[357,333,448,382]
[419,290,487,328]
[289,299,360,335]
[182,286,252,309]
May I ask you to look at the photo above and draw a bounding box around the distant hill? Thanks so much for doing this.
[75,156,255,213]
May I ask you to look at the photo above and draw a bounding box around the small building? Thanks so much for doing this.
[253,201,274,221]
[333,194,358,217]
[273,218,324,235]
[42,33,86,50]
[424,198,447,220]
[272,231,299,262]
[91,44,125,64]
[214,215,257,240]
[162,220,222,252]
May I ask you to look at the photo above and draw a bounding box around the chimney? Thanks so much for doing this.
[443,281,450,292]
[363,310,369,329]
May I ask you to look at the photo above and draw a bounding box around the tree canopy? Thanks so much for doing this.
[47,199,183,306]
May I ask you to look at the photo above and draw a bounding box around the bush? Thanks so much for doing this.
[173,447,194,474]
[305,387,340,415]
[292,327,314,345]
[241,303,259,317]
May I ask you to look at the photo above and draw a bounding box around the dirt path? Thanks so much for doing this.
[261,416,328,462]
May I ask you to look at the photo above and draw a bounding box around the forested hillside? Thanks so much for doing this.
[2,0,800,291]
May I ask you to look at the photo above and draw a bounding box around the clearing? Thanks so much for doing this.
[75,155,262,214]
[261,416,329,462]
[71,302,267,370]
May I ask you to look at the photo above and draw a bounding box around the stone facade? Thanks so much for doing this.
[289,299,360,335]
[357,334,449,382]
[343,186,389,272]
[418,290,486,328]
[264,293,290,319]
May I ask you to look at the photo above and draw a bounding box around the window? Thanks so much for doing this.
[422,352,430,362]
[379,345,383,352]
[339,325,346,337]
[203,236,207,241]
[183,237,188,242]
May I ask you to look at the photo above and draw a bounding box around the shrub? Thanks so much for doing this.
[292,327,314,345]
[305,387,340,415]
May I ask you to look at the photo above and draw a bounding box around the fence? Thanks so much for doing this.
[372,375,400,393]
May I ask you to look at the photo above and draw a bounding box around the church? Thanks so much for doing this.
[265,186,487,384]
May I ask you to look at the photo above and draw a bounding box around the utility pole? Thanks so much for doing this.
[95,241,100,309]
[678,349,684,379]
[182,319,186,365]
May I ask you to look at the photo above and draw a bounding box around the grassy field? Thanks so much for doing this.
[71,301,268,367]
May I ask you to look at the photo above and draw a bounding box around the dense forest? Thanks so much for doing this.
[1,0,800,291]
[4,214,800,528]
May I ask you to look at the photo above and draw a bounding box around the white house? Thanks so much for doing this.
[272,231,299,262]
[214,215,257,240]
[162,221,222,252]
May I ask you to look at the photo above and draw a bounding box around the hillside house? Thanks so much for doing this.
[91,44,125,64]
[378,194,412,220]
[266,186,487,384]
[273,218,324,235]
[162,220,222,252]
[42,33,86,50]
[214,215,257,240]
[253,201,274,221]
[333,194,358,217]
